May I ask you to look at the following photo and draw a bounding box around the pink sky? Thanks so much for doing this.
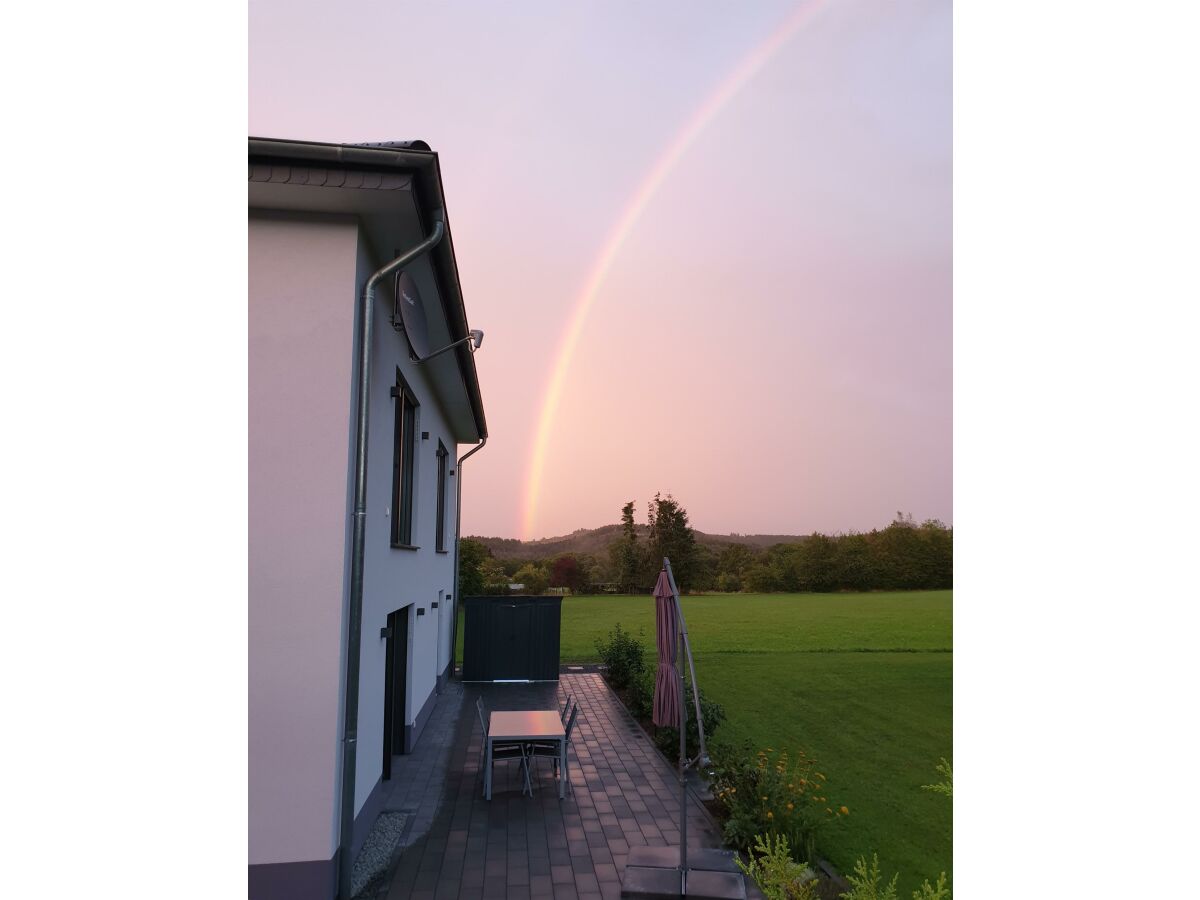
[250,0,951,540]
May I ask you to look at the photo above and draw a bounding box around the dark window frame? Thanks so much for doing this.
[435,440,449,553]
[390,369,420,549]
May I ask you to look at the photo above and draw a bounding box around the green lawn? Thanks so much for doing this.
[483,591,953,895]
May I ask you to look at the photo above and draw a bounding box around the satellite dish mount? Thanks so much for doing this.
[392,270,484,364]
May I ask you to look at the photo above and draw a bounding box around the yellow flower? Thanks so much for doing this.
[825,808,832,814]
[787,803,794,810]
[840,807,849,816]
[766,811,774,820]
[761,796,769,802]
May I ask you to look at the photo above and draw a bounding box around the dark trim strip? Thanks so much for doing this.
[248,857,336,900]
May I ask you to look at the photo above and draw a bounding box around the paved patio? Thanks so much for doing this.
[377,672,724,900]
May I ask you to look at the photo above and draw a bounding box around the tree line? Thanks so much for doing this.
[459,498,952,596]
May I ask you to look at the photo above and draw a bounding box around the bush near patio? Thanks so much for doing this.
[735,833,820,900]
[710,745,848,869]
[596,623,727,757]
[640,671,726,758]
[839,854,950,900]
[593,622,647,690]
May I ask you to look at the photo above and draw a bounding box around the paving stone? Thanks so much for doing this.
[376,674,729,900]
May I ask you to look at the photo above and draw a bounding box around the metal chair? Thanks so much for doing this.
[475,699,531,797]
[527,704,579,796]
[559,694,574,724]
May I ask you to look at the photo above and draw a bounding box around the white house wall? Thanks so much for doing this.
[249,205,466,890]
[351,224,460,816]
[249,212,360,868]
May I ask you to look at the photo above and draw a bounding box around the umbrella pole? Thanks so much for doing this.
[677,592,688,895]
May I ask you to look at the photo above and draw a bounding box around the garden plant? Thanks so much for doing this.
[735,833,819,900]
[710,744,848,866]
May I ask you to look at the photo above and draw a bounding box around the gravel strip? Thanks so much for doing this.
[351,811,409,898]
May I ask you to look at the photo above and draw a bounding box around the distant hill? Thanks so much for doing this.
[466,524,807,561]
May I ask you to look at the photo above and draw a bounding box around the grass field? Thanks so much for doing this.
[461,591,952,894]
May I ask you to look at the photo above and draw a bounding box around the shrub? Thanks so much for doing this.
[911,873,950,900]
[838,856,949,900]
[921,758,952,799]
[626,668,655,720]
[653,676,726,757]
[840,854,898,900]
[594,623,646,690]
[710,745,846,866]
[513,563,549,595]
[736,833,818,900]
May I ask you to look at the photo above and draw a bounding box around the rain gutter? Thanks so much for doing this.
[247,137,487,442]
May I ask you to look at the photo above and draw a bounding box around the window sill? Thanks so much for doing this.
[435,549,449,555]
[391,543,421,551]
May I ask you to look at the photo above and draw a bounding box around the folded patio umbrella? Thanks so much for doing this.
[652,569,681,728]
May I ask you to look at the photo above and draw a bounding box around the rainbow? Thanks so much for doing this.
[521,0,830,539]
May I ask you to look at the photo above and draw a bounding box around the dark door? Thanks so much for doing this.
[382,607,410,778]
[495,603,532,679]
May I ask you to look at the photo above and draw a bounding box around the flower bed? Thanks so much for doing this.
[593,623,851,899]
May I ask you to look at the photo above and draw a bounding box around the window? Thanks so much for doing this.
[390,369,419,548]
[435,441,449,552]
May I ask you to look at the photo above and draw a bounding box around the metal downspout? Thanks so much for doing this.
[337,220,445,900]
[450,437,487,677]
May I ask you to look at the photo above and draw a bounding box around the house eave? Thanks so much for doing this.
[248,137,487,443]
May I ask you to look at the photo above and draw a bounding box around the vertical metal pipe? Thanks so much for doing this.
[337,221,445,900]
[665,557,688,894]
[666,560,708,768]
[450,437,487,676]
[678,618,688,894]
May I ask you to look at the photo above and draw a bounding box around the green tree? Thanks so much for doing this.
[479,557,509,594]
[609,500,641,591]
[833,532,876,591]
[513,563,549,595]
[456,538,490,597]
[647,492,697,590]
[717,543,756,591]
[576,553,604,591]
[796,533,838,592]
[690,544,718,592]
[745,561,778,592]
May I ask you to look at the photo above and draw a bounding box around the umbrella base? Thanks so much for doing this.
[627,847,742,872]
[621,848,746,900]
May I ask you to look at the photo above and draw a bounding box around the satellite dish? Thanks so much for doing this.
[393,271,431,359]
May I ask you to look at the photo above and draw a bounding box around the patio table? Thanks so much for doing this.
[485,710,566,801]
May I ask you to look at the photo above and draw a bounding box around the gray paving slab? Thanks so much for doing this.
[373,673,732,900]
